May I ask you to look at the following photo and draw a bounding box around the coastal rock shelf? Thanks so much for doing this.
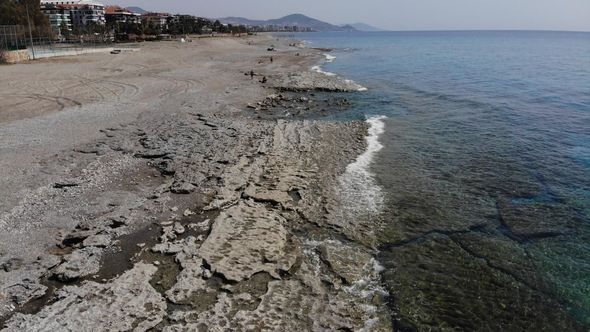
[272,71,366,92]
[0,36,390,330]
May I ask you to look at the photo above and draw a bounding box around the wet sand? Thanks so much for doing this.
[0,35,392,330]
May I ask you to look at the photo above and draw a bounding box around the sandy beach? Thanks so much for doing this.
[0,35,391,330]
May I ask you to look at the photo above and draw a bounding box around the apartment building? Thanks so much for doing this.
[105,6,141,25]
[41,0,106,28]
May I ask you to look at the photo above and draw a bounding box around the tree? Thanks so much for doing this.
[0,0,50,35]
[59,21,70,38]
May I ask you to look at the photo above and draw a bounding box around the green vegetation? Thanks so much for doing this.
[0,0,50,34]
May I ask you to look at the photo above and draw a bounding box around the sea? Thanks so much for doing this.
[291,31,590,330]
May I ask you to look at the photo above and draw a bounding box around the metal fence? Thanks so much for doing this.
[1,25,114,61]
[27,36,113,58]
[0,25,28,51]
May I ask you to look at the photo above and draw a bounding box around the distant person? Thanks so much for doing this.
[260,76,267,84]
[250,70,255,79]
[270,56,273,63]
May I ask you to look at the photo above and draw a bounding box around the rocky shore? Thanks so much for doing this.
[0,36,391,330]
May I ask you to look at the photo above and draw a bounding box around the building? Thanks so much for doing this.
[141,12,171,30]
[40,3,72,36]
[105,6,141,25]
[41,1,106,28]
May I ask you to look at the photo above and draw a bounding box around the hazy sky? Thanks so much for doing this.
[105,0,590,32]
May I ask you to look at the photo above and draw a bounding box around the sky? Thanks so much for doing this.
[105,0,590,32]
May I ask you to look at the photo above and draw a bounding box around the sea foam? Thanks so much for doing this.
[311,61,368,92]
[311,65,337,76]
[336,115,387,218]
[324,53,336,62]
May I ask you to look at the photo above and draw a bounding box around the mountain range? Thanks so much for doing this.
[126,6,147,14]
[348,23,385,32]
[219,14,358,32]
[122,10,383,32]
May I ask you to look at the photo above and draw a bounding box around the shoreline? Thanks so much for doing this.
[0,34,391,330]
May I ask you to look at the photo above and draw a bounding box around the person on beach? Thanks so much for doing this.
[270,56,274,63]
[250,70,255,79]
[260,76,267,84]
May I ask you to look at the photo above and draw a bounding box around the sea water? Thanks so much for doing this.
[297,31,590,329]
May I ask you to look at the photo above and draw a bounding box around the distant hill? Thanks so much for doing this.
[348,23,386,32]
[219,14,357,32]
[126,6,147,14]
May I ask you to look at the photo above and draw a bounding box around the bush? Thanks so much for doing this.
[0,50,6,64]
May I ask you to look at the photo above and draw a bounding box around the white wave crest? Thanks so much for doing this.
[311,54,368,91]
[324,53,336,62]
[337,116,387,218]
[311,65,337,76]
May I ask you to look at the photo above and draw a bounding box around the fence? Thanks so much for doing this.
[1,25,114,62]
[0,25,28,51]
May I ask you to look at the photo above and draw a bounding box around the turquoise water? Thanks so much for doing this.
[299,31,590,330]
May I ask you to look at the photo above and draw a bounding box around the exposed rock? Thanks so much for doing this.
[60,230,96,247]
[152,236,199,255]
[82,234,112,248]
[170,181,196,194]
[4,281,47,306]
[273,71,365,92]
[173,222,185,235]
[160,226,177,242]
[52,247,103,281]
[1,258,24,273]
[199,201,298,281]
[165,258,209,304]
[5,263,166,331]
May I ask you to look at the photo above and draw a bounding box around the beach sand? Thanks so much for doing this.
[0,35,391,330]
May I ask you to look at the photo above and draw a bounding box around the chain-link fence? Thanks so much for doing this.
[1,25,114,62]
[27,36,113,58]
[0,25,28,51]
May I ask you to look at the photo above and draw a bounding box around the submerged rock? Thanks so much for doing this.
[379,233,583,331]
[319,242,373,284]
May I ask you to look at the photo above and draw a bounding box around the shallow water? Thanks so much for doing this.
[295,31,590,330]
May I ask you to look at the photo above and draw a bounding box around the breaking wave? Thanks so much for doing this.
[337,115,387,219]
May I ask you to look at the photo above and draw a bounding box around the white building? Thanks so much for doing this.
[40,3,73,36]
[41,1,106,27]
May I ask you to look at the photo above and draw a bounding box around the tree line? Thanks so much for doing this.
[0,0,50,35]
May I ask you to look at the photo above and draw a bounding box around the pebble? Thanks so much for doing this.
[173,222,186,235]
